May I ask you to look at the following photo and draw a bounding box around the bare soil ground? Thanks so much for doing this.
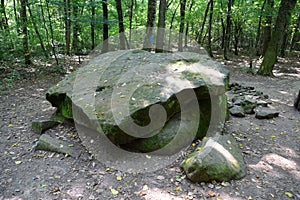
[0,54,299,200]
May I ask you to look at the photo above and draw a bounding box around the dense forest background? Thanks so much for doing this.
[0,0,299,78]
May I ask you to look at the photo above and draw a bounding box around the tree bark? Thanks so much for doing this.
[102,0,109,53]
[155,0,167,53]
[143,0,157,51]
[178,0,186,51]
[258,0,297,76]
[20,0,31,65]
[115,0,126,50]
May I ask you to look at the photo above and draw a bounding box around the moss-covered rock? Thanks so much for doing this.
[181,134,247,182]
[46,50,229,153]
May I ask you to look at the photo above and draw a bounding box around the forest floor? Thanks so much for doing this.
[0,52,299,200]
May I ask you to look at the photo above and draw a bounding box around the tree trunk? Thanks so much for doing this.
[27,3,48,58]
[45,0,58,65]
[91,0,95,50]
[1,0,9,29]
[255,0,266,55]
[178,0,186,51]
[223,0,232,60]
[128,0,134,43]
[115,0,126,50]
[102,0,109,53]
[261,0,274,56]
[184,0,194,47]
[143,0,157,51]
[155,0,167,53]
[196,1,210,44]
[39,0,50,50]
[72,0,80,54]
[20,0,31,65]
[168,3,179,50]
[233,21,242,56]
[64,0,71,55]
[207,0,213,57]
[290,14,300,51]
[258,0,297,76]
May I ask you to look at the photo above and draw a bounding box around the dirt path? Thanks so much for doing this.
[0,58,299,200]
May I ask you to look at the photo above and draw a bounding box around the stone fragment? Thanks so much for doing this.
[181,134,247,182]
[229,106,245,117]
[255,107,279,119]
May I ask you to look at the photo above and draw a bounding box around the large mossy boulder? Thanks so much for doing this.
[181,134,247,182]
[46,50,229,153]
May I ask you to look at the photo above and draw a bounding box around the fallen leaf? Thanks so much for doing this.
[227,140,231,144]
[15,161,22,165]
[110,188,119,195]
[142,185,149,190]
[285,192,293,198]
[255,126,260,130]
[271,135,276,139]
[207,190,215,197]
[175,186,181,192]
[270,193,275,198]
[8,124,13,127]
[248,196,253,200]
[116,176,122,181]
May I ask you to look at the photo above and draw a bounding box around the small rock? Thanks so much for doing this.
[156,175,165,180]
[255,107,279,119]
[229,106,245,117]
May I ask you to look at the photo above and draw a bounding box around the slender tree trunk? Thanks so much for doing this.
[27,3,48,58]
[115,0,126,50]
[196,1,210,44]
[223,0,232,60]
[102,0,109,53]
[178,0,186,51]
[20,0,31,65]
[45,0,58,65]
[64,0,71,55]
[168,3,179,50]
[233,21,242,56]
[280,30,289,57]
[258,0,297,76]
[39,0,50,50]
[143,0,156,51]
[220,15,225,49]
[13,0,19,27]
[255,0,266,55]
[72,0,79,54]
[155,0,167,52]
[207,0,213,57]
[261,0,274,56]
[1,0,8,29]
[128,0,134,43]
[290,14,300,51]
[184,0,194,47]
[91,0,95,50]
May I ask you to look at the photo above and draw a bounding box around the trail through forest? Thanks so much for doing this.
[0,55,299,200]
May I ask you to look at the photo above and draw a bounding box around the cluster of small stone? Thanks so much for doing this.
[227,83,279,119]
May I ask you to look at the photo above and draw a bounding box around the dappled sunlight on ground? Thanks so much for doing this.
[249,153,300,180]
[139,187,186,200]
